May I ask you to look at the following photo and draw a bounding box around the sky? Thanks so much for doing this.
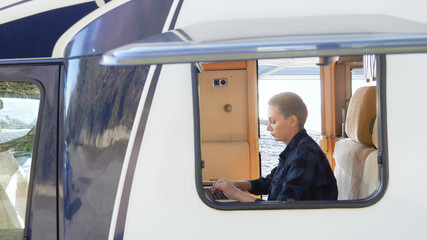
[258,77,321,132]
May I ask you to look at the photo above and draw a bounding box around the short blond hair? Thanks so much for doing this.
[268,92,308,129]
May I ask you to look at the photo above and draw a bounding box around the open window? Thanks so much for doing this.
[100,14,427,209]
[0,81,40,237]
[194,55,383,208]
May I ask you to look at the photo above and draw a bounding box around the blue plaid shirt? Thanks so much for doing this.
[249,129,338,201]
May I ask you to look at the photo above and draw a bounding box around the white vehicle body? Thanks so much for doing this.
[0,0,426,239]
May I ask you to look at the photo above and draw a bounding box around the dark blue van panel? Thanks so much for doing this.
[60,1,174,239]
[0,3,97,59]
[65,0,174,58]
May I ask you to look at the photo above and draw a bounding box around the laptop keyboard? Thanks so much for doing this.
[204,187,229,200]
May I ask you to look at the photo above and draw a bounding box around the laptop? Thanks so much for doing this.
[203,182,239,203]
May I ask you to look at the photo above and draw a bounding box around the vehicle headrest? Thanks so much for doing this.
[345,86,377,146]
[372,118,378,149]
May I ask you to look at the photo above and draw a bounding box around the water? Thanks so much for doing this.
[0,98,40,144]
[0,98,39,178]
[0,98,39,124]
[0,98,39,143]
[0,129,31,144]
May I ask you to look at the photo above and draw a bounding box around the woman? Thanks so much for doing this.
[212,92,338,202]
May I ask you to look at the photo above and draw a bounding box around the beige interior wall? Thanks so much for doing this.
[199,69,250,181]
[201,142,250,180]
[199,70,248,142]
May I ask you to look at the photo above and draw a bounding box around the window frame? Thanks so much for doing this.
[193,55,388,210]
[0,59,60,239]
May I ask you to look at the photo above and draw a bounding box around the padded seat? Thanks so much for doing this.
[333,86,378,200]
[334,139,376,199]
[0,151,28,228]
[361,118,379,198]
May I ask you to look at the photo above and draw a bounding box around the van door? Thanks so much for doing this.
[0,61,61,240]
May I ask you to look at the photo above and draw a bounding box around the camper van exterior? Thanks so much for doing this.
[0,0,426,239]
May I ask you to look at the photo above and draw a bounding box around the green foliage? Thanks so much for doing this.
[0,82,40,99]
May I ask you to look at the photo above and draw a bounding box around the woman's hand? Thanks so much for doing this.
[212,178,257,202]
[212,178,237,194]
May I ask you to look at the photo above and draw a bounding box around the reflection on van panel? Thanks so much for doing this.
[1,0,427,239]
